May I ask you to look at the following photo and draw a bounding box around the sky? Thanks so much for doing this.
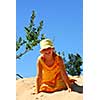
[16,0,83,78]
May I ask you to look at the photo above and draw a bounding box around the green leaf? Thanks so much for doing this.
[41,34,46,40]
[24,27,30,34]
[16,42,20,51]
[18,37,22,43]
[26,43,32,50]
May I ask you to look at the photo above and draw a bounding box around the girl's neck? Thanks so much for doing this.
[44,54,55,67]
[44,52,55,62]
[46,55,54,61]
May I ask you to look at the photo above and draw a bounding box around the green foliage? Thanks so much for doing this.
[59,52,83,76]
[16,10,46,59]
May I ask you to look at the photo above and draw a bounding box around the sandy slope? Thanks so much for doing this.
[16,76,83,100]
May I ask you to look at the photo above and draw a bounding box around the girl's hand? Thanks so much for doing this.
[70,79,77,84]
[67,88,72,92]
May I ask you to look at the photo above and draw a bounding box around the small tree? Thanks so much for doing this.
[16,10,46,59]
[66,53,83,76]
[58,52,83,76]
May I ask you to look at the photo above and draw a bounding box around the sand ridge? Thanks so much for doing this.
[16,76,83,100]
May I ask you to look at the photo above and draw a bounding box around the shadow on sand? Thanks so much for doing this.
[71,83,83,93]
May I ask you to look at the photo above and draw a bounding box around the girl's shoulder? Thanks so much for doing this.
[37,54,45,62]
[37,55,44,67]
[52,53,63,63]
[54,53,62,60]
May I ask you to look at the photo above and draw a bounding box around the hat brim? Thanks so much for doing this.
[40,46,54,52]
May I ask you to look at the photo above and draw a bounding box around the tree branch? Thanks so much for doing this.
[16,49,30,59]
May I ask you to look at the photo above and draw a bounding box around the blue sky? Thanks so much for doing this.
[16,0,83,78]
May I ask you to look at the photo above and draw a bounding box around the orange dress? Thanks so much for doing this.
[39,55,66,92]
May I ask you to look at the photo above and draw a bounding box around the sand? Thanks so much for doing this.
[16,76,83,100]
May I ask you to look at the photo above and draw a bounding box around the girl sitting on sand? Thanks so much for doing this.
[36,38,75,94]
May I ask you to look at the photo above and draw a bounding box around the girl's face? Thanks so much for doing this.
[40,48,54,57]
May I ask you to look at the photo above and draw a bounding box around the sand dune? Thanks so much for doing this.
[16,76,83,100]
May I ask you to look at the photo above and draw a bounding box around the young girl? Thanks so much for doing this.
[36,39,75,94]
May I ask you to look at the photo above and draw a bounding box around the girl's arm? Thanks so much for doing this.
[36,58,42,94]
[58,56,71,92]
